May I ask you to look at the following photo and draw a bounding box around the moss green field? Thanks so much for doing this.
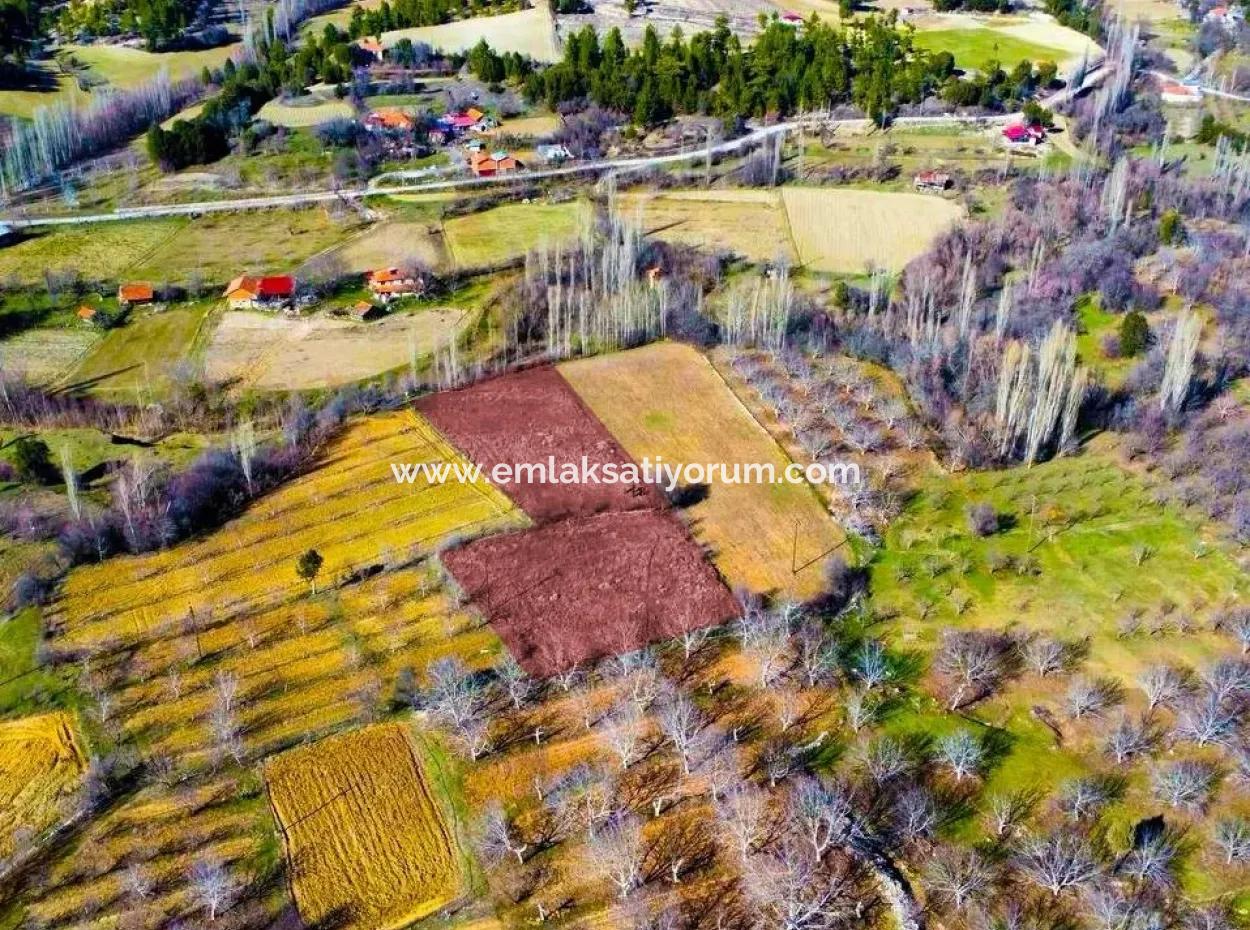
[442,201,589,270]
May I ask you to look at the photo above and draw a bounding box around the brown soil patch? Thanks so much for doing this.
[416,366,664,522]
[442,510,738,676]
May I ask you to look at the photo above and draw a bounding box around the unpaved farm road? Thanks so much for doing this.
[0,66,1107,229]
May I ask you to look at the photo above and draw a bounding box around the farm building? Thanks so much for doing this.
[223,275,297,311]
[364,109,416,133]
[76,305,98,324]
[1158,80,1203,106]
[357,36,384,61]
[117,282,154,306]
[914,170,952,192]
[351,300,380,320]
[441,111,479,132]
[366,267,425,303]
[1002,123,1046,146]
[470,151,521,177]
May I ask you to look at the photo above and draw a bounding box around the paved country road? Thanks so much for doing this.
[0,65,1108,229]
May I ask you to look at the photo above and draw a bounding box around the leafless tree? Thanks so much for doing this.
[1213,818,1250,865]
[1023,635,1069,677]
[853,640,890,690]
[1102,714,1156,764]
[1173,694,1238,747]
[208,690,243,765]
[425,656,486,730]
[796,622,839,688]
[715,783,768,863]
[984,788,1037,839]
[1151,759,1218,812]
[844,688,876,733]
[587,816,645,900]
[1065,676,1123,720]
[789,777,853,859]
[1202,658,1250,705]
[497,654,534,711]
[1057,776,1113,822]
[657,686,703,776]
[893,787,937,844]
[925,845,992,912]
[122,863,153,902]
[861,737,910,786]
[742,838,862,930]
[937,730,983,782]
[188,855,234,921]
[478,800,529,865]
[1138,663,1189,711]
[1014,830,1101,897]
[739,604,793,689]
[933,630,1016,711]
[1121,829,1179,889]
[600,700,644,770]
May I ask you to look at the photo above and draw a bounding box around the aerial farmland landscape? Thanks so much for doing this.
[4,0,1250,926]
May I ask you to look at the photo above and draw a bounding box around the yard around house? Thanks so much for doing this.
[561,341,845,601]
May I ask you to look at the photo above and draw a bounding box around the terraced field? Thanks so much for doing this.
[266,723,462,929]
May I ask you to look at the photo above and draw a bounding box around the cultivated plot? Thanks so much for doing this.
[0,713,87,861]
[619,190,799,266]
[562,342,844,601]
[0,329,101,385]
[442,201,589,270]
[443,509,739,675]
[256,96,355,128]
[266,723,462,930]
[66,302,213,399]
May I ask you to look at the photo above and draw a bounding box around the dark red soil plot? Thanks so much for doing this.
[416,366,664,522]
[442,510,740,676]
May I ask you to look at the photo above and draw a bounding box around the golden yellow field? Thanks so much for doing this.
[381,6,560,62]
[781,187,964,273]
[256,96,355,127]
[0,714,86,859]
[561,342,843,600]
[266,723,461,930]
[620,189,799,265]
[55,411,521,650]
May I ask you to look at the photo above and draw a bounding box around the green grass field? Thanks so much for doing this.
[63,44,239,90]
[0,221,185,286]
[913,27,1067,72]
[65,302,215,399]
[442,201,589,269]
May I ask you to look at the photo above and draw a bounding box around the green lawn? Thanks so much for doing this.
[0,220,186,286]
[913,27,1067,72]
[63,43,239,90]
[442,200,590,269]
[65,301,215,399]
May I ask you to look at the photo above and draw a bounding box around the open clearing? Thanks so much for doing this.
[381,6,560,62]
[0,62,88,119]
[330,221,449,273]
[781,187,964,273]
[443,201,589,270]
[0,220,184,285]
[619,190,798,265]
[266,723,461,930]
[257,96,355,128]
[66,302,213,399]
[418,365,665,521]
[0,713,87,860]
[445,509,738,675]
[63,43,240,89]
[0,328,101,384]
[562,342,843,600]
[203,308,466,390]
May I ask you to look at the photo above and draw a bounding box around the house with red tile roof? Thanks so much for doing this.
[366,267,426,303]
[470,150,521,177]
[117,282,154,306]
[223,275,296,311]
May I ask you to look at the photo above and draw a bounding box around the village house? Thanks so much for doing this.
[117,282,154,306]
[470,150,521,177]
[913,169,952,193]
[223,275,297,312]
[537,143,574,164]
[1002,123,1047,147]
[366,267,425,303]
[364,108,416,133]
[76,305,98,325]
[357,36,384,62]
[351,300,380,321]
[428,127,449,146]
[1159,79,1203,106]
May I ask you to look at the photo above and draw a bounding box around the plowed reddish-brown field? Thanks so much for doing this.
[416,365,664,521]
[442,510,738,675]
[420,365,738,675]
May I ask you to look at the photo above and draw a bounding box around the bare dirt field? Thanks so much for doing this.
[620,190,798,265]
[781,186,964,273]
[417,366,664,522]
[562,342,843,601]
[204,309,465,390]
[330,222,449,273]
[265,722,461,930]
[382,6,560,62]
[442,509,738,675]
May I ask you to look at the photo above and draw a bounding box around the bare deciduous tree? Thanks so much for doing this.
[1015,831,1101,897]
[1151,760,1218,812]
[925,845,991,912]
[587,816,644,900]
[937,730,984,782]
[188,855,234,921]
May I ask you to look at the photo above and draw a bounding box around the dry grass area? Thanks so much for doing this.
[0,329,101,385]
[265,722,462,930]
[619,190,798,265]
[443,201,589,269]
[781,186,964,273]
[256,96,355,128]
[330,221,448,273]
[561,342,843,601]
[910,12,1101,74]
[382,6,560,62]
[488,113,562,138]
[203,309,466,390]
[0,713,87,860]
